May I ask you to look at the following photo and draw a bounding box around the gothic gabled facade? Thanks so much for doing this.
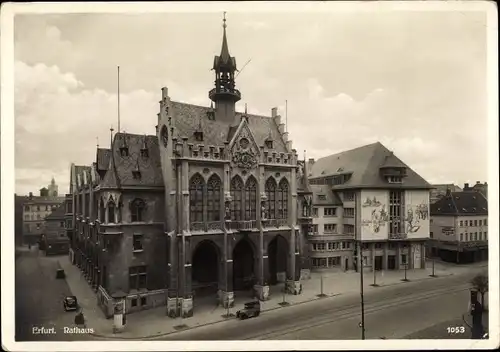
[68,16,310,319]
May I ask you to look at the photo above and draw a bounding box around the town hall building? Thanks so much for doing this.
[67,17,312,319]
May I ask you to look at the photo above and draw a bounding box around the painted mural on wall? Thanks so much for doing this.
[361,205,389,233]
[361,196,388,234]
[404,202,429,234]
[362,196,382,208]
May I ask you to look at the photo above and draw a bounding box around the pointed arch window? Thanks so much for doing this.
[107,200,116,223]
[245,176,257,220]
[230,176,243,221]
[207,175,222,222]
[130,198,146,222]
[189,174,205,223]
[99,198,105,223]
[265,178,277,220]
[277,179,289,219]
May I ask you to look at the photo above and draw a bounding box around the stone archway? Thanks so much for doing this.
[268,235,288,285]
[192,240,220,297]
[233,238,256,291]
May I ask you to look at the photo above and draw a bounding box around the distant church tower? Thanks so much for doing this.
[48,177,58,197]
[209,13,241,124]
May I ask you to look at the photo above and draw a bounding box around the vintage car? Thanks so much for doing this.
[56,268,66,279]
[236,301,261,320]
[63,296,78,312]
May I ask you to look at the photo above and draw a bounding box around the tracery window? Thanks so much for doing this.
[107,200,116,223]
[207,175,221,222]
[265,178,277,220]
[277,179,289,219]
[99,198,105,223]
[130,198,146,222]
[189,174,204,223]
[244,176,257,220]
[230,176,243,221]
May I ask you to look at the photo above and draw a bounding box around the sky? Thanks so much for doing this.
[11,6,491,195]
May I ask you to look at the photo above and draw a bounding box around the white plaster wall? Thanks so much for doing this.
[405,190,431,240]
[360,190,389,241]
[430,215,456,241]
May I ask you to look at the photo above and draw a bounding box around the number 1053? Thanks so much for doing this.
[447,326,465,334]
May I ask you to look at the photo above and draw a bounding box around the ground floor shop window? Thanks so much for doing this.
[328,257,341,267]
[129,265,147,291]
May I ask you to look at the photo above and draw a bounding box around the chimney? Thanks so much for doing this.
[308,158,315,172]
[464,183,469,190]
[476,181,480,184]
[161,87,169,100]
[445,187,452,197]
[271,107,278,117]
[29,192,33,199]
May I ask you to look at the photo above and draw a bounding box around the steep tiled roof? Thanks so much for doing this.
[430,191,488,216]
[171,101,288,153]
[96,148,111,171]
[45,203,66,221]
[311,185,343,205]
[23,196,65,205]
[100,133,163,188]
[310,142,431,189]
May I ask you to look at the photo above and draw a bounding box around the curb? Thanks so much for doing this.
[86,270,472,340]
[89,292,343,340]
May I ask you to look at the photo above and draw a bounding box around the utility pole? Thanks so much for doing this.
[358,240,366,340]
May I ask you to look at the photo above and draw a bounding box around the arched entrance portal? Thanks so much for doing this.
[192,240,219,297]
[268,235,288,285]
[233,238,255,291]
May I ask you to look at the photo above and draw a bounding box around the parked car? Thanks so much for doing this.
[56,268,66,279]
[236,301,261,320]
[63,296,78,312]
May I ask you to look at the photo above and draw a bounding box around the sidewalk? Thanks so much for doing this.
[57,256,487,340]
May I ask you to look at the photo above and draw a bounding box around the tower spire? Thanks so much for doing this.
[209,12,241,123]
[220,12,230,63]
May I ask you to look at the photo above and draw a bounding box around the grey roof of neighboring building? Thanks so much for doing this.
[309,142,432,189]
[311,185,343,206]
[430,191,488,216]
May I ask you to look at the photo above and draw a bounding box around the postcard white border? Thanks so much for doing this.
[1,1,498,351]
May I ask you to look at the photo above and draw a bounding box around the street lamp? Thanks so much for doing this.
[370,265,379,287]
[429,254,437,278]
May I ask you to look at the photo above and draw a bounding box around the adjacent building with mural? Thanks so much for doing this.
[67,17,311,319]
[21,180,65,245]
[308,142,432,272]
[428,188,488,263]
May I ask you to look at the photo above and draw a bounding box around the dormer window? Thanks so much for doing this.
[206,110,215,120]
[387,176,403,184]
[120,146,129,157]
[318,195,326,201]
[194,131,204,142]
[265,140,273,149]
[140,148,149,158]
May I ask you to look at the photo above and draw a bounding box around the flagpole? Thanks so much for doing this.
[117,66,121,133]
[285,100,288,133]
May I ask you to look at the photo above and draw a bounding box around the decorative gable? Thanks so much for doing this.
[228,118,260,170]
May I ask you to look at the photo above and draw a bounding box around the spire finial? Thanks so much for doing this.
[223,11,227,29]
[110,126,114,146]
[245,103,247,115]
[96,136,99,148]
